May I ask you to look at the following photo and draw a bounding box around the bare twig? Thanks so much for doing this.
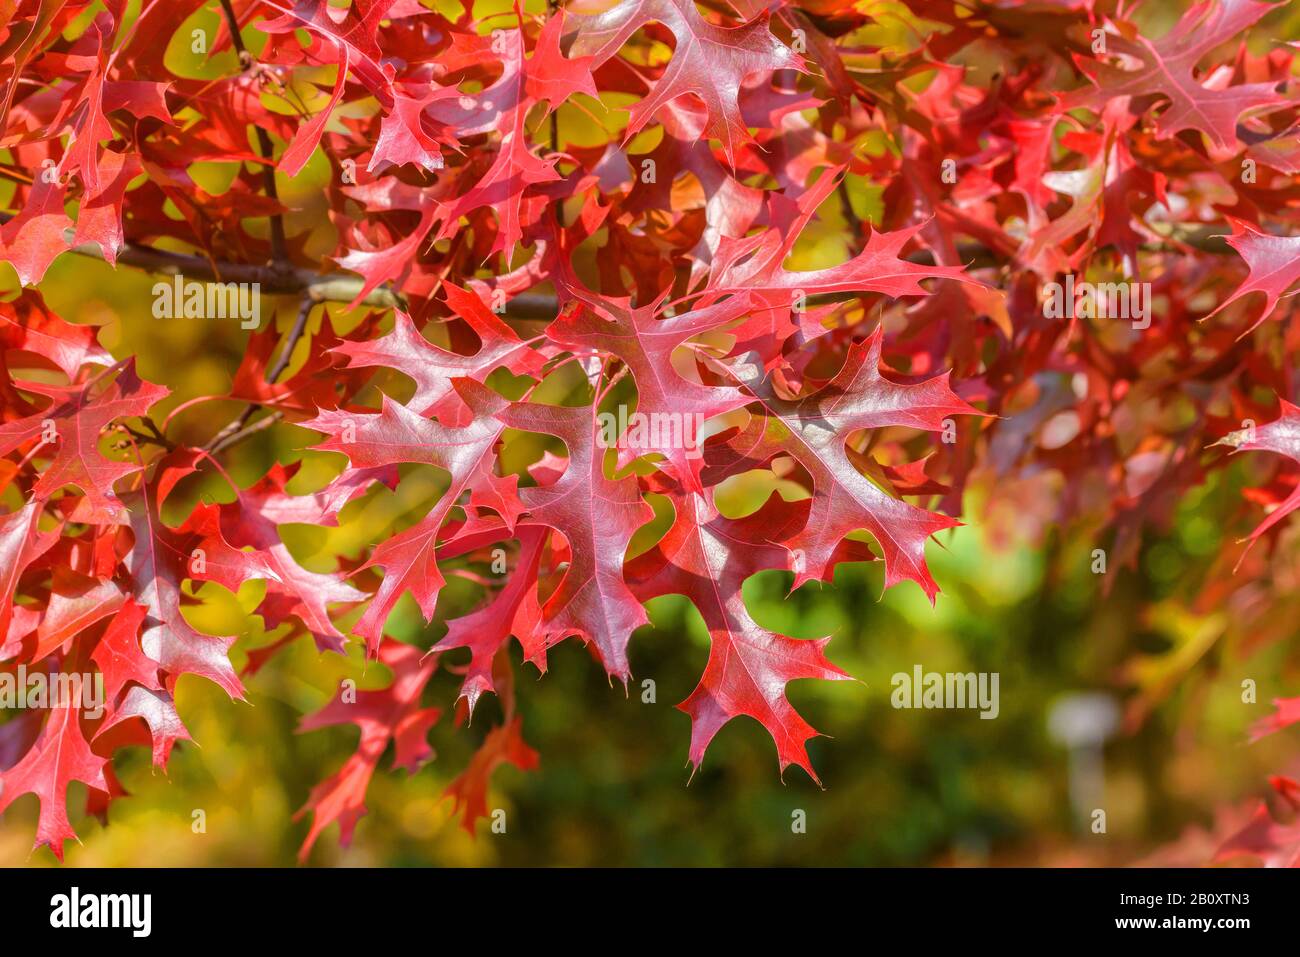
[203,297,315,452]
[218,0,287,262]
[838,182,862,238]
[208,410,285,455]
[54,230,404,308]
[548,0,565,229]
[266,295,316,385]
[140,416,176,450]
[115,420,176,452]
[202,405,257,454]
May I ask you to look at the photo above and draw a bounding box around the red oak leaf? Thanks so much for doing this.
[332,282,544,415]
[546,279,755,490]
[0,290,111,378]
[300,379,513,653]
[0,500,57,642]
[433,524,546,715]
[723,327,984,599]
[333,202,437,308]
[525,12,599,111]
[1211,220,1300,330]
[628,490,854,781]
[29,569,125,664]
[0,172,71,286]
[1251,697,1300,742]
[69,148,141,266]
[89,598,159,702]
[257,0,403,177]
[1215,776,1300,867]
[1066,0,1282,150]
[0,692,108,861]
[294,638,441,861]
[495,399,655,680]
[125,484,279,700]
[1216,398,1300,554]
[369,85,457,176]
[94,685,192,769]
[704,170,972,302]
[216,464,370,654]
[562,0,805,164]
[0,358,169,522]
[443,715,538,834]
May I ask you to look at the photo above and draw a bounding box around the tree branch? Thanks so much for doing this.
[58,230,404,308]
[114,419,176,452]
[203,297,315,453]
[266,295,316,384]
[208,409,285,456]
[218,0,286,262]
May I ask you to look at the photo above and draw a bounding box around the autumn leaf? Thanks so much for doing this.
[1066,0,1284,150]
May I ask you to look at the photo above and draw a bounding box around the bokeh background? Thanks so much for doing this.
[3,0,1299,866]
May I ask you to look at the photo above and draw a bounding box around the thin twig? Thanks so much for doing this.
[202,405,257,454]
[45,227,404,308]
[548,0,565,229]
[208,410,285,455]
[266,295,316,384]
[137,416,176,451]
[838,182,861,238]
[114,421,175,452]
[218,0,287,263]
[203,297,315,452]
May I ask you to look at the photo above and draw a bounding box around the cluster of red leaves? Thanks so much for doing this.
[3,0,1300,863]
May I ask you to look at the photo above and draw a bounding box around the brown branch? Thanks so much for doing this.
[548,0,564,229]
[266,295,316,384]
[203,297,315,453]
[54,229,404,308]
[0,163,34,186]
[208,410,285,456]
[115,420,176,452]
[1147,224,1231,253]
[500,225,1234,322]
[13,220,1227,331]
[140,416,176,450]
[838,182,862,239]
[201,403,257,454]
[218,0,286,262]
